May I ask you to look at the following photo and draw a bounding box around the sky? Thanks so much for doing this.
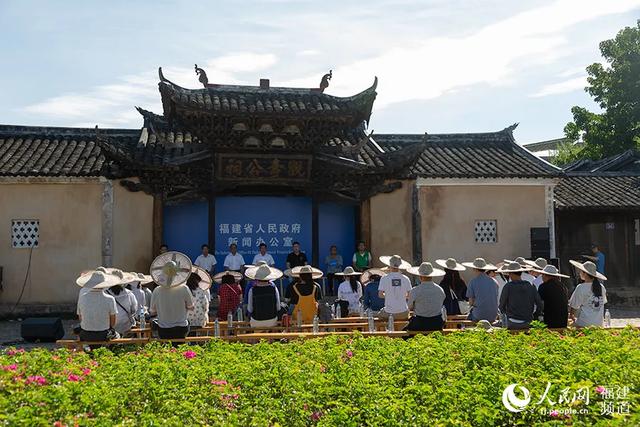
[0,0,639,144]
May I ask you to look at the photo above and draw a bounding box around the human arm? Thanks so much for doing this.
[184,287,195,311]
[109,298,117,328]
[498,284,508,314]
[109,314,116,328]
[407,288,416,311]
[533,286,544,318]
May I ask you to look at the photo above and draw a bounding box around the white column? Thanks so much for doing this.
[545,184,557,259]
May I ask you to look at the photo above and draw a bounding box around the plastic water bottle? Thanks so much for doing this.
[358,303,365,317]
[227,311,234,329]
[330,304,336,319]
[214,318,220,337]
[367,310,375,333]
[296,309,303,327]
[138,306,146,330]
[236,307,244,322]
[336,304,342,319]
[312,315,319,334]
[604,309,611,328]
[387,314,395,332]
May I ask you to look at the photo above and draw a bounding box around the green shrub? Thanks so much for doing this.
[0,328,638,426]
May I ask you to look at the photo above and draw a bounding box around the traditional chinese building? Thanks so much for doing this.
[0,67,563,314]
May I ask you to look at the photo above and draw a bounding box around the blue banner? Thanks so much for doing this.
[214,196,312,270]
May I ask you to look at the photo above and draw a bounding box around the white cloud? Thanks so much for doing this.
[297,49,321,56]
[530,75,587,97]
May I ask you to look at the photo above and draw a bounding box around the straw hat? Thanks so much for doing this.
[525,258,548,270]
[130,272,154,285]
[361,268,388,284]
[462,258,497,271]
[504,257,531,269]
[569,260,607,281]
[379,255,411,269]
[244,264,283,281]
[290,265,323,279]
[498,261,529,274]
[534,265,569,279]
[76,270,120,289]
[213,271,243,284]
[192,266,213,290]
[98,268,138,286]
[435,258,466,271]
[406,262,446,278]
[335,266,362,276]
[150,251,193,287]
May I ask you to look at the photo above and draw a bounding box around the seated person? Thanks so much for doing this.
[289,266,323,323]
[150,275,194,339]
[498,262,544,330]
[106,282,138,337]
[76,270,120,341]
[245,264,283,328]
[215,271,243,321]
[186,271,211,328]
[405,262,447,331]
[362,269,386,314]
[336,266,363,316]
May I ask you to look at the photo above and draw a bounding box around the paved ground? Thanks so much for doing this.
[1,307,638,351]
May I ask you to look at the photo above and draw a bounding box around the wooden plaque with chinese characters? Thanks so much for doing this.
[216,153,312,183]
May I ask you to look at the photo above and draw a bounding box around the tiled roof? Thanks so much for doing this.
[0,125,138,177]
[555,174,640,210]
[371,128,560,178]
[564,149,640,173]
[158,68,377,124]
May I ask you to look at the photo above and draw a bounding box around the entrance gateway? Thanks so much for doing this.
[119,66,396,267]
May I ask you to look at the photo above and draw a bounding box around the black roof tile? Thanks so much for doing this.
[555,174,640,210]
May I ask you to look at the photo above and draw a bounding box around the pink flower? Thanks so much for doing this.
[6,349,25,356]
[67,374,81,382]
[183,350,197,359]
[345,350,354,359]
[310,411,323,421]
[211,379,228,386]
[320,366,327,373]
[89,360,99,367]
[26,375,46,386]
[81,368,91,376]
[595,386,607,395]
[549,410,559,418]
[2,364,17,371]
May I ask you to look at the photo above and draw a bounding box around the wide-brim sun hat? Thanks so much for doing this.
[406,262,446,278]
[335,266,362,276]
[150,251,193,287]
[192,266,213,290]
[498,261,529,274]
[245,264,283,281]
[290,265,323,279]
[525,258,548,270]
[504,257,532,269]
[97,267,138,286]
[534,265,570,279]
[76,270,121,289]
[569,260,607,281]
[130,272,154,285]
[462,258,497,271]
[435,258,466,271]
[379,255,412,270]
[213,271,243,284]
[361,268,388,284]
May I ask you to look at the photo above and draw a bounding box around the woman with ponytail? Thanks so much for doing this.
[568,260,608,327]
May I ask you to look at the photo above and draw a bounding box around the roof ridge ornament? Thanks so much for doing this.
[195,64,209,87]
[319,70,332,93]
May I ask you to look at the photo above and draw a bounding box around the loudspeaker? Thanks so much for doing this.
[21,317,65,342]
[530,227,551,260]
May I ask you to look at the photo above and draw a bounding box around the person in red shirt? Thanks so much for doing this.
[214,271,243,320]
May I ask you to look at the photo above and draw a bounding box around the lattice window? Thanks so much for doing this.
[475,220,497,243]
[11,220,39,248]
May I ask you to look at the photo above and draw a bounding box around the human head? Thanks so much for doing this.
[418,275,433,282]
[591,244,599,254]
[229,243,237,254]
[508,271,522,281]
[292,242,300,254]
[486,269,496,278]
[541,273,555,282]
[330,245,337,255]
[201,244,209,256]
[159,244,168,254]
[299,272,313,285]
[109,284,123,295]
[186,273,201,291]
[259,243,267,255]
[357,241,366,252]
[221,274,235,286]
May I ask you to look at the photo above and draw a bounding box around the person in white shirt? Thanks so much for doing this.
[76,270,120,341]
[377,255,413,320]
[224,243,245,272]
[194,244,217,275]
[252,243,275,267]
[335,267,363,314]
[568,260,608,327]
[106,284,138,336]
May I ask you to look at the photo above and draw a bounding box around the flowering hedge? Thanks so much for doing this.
[0,328,638,426]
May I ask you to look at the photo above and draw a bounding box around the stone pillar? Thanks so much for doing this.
[411,182,422,265]
[101,179,114,267]
[545,184,557,259]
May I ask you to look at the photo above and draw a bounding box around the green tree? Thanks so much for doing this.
[555,21,640,166]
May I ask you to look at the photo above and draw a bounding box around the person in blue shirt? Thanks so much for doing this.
[586,244,606,275]
[362,269,386,313]
[462,258,499,322]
